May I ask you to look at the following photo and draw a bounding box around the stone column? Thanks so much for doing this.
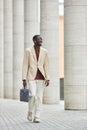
[0,0,4,98]
[64,0,87,109]
[24,0,40,48]
[40,0,59,103]
[13,0,24,99]
[4,0,13,98]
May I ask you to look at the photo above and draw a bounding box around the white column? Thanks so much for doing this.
[0,0,4,98]
[4,0,13,98]
[64,0,87,109]
[40,0,59,103]
[13,0,24,99]
[24,0,40,48]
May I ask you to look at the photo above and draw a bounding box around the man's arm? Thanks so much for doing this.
[22,49,30,87]
[44,50,50,86]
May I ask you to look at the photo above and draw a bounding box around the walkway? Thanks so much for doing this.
[0,99,87,130]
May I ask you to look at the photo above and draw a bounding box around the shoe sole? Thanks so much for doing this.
[33,119,40,123]
[33,120,40,123]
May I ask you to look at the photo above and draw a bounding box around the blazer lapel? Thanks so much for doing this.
[38,47,42,63]
[31,46,37,61]
[31,46,43,62]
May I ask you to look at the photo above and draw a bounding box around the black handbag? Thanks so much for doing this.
[20,87,29,102]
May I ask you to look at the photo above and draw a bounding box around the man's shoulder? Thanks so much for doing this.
[41,47,48,52]
[25,46,32,52]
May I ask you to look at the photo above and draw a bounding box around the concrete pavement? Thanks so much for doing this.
[0,99,87,130]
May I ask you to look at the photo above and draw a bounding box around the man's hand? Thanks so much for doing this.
[23,80,27,87]
[45,80,50,86]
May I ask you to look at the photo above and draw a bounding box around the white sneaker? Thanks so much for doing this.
[27,112,32,121]
[33,117,40,123]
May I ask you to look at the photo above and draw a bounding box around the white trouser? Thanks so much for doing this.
[28,80,45,119]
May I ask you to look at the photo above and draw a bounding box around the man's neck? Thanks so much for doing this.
[34,45,40,49]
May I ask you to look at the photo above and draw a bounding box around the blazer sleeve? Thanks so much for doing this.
[44,50,50,80]
[22,49,30,81]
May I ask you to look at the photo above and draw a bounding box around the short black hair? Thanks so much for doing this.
[32,35,40,41]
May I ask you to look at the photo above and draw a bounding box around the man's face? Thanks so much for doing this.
[35,36,43,46]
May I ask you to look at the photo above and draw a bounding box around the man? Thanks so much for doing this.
[22,35,50,123]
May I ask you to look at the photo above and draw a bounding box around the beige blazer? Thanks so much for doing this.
[22,46,49,81]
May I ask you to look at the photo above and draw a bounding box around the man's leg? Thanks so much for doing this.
[27,81,36,121]
[34,80,45,123]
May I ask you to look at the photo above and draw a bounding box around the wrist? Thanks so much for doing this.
[46,80,50,81]
[23,79,26,81]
